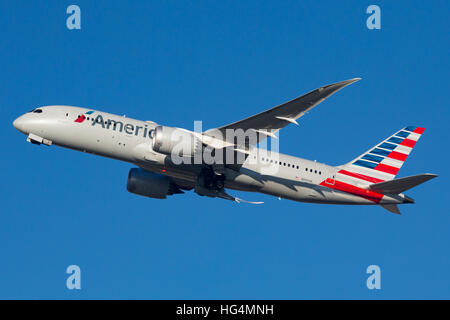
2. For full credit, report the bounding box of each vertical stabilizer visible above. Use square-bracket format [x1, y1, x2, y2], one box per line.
[338, 126, 426, 184]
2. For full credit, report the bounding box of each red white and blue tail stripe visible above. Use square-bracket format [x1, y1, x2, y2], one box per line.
[338, 126, 425, 184]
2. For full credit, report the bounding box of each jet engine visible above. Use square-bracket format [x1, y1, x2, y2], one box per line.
[126, 168, 183, 199]
[151, 125, 199, 157]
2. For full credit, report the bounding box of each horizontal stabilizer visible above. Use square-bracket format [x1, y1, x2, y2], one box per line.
[369, 173, 437, 194]
[381, 204, 401, 214]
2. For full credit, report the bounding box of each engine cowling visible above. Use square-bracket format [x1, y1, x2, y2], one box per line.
[152, 125, 199, 157]
[126, 168, 183, 199]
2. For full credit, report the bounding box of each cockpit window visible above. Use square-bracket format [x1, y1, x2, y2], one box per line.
[33, 109, 43, 113]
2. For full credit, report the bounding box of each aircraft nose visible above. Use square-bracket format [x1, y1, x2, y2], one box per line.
[13, 115, 27, 134]
[13, 117, 23, 130]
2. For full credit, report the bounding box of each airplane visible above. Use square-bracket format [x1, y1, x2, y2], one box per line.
[12, 78, 437, 214]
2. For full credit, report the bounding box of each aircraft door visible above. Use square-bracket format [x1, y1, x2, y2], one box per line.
[325, 168, 336, 185]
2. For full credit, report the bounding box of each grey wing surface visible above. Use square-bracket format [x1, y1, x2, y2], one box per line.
[205, 78, 361, 146]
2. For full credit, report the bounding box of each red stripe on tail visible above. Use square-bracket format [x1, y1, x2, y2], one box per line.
[374, 163, 399, 175]
[400, 139, 416, 148]
[387, 151, 408, 162]
[338, 170, 385, 183]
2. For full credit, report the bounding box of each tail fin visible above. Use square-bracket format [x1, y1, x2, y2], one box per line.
[338, 126, 426, 183]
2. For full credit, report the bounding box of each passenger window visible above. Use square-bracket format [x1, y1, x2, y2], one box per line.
[314, 170, 317, 174]
[305, 168, 308, 171]
[310, 169, 312, 172]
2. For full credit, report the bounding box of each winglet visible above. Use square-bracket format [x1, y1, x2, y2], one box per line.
[322, 78, 361, 91]
[315, 77, 362, 103]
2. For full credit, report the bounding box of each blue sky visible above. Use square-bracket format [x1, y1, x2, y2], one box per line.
[0, 0, 449, 299]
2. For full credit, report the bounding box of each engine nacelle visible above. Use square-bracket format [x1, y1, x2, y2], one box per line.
[126, 168, 182, 199]
[152, 125, 199, 157]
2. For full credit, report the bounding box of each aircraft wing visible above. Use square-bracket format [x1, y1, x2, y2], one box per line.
[204, 78, 361, 146]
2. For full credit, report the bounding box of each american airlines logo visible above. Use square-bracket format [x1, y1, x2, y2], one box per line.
[74, 110, 94, 123]
[89, 113, 154, 139]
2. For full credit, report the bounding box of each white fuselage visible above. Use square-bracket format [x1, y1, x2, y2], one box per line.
[13, 106, 405, 205]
